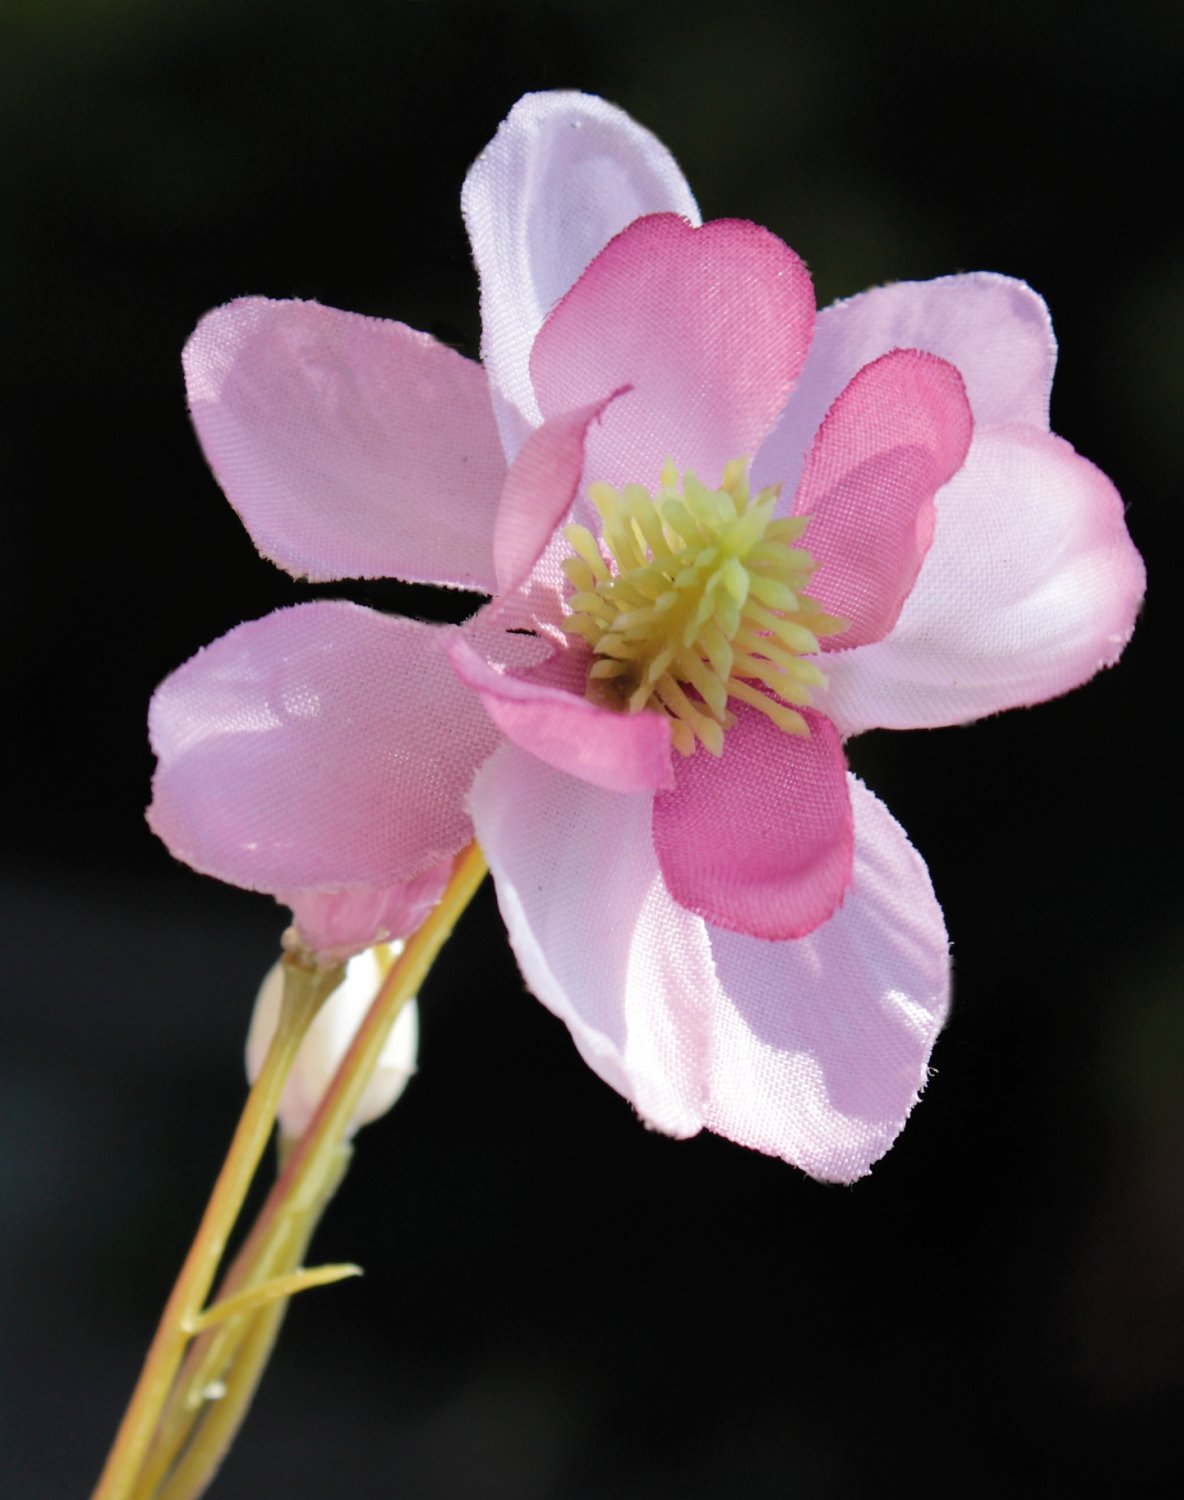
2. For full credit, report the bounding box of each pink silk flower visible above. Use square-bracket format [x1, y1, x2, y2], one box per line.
[148, 92, 1144, 1181]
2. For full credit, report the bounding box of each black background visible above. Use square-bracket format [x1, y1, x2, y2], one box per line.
[2, 2, 1180, 1496]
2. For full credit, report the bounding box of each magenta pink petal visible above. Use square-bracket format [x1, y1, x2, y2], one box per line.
[753, 272, 1055, 501]
[184, 298, 507, 589]
[493, 396, 619, 594]
[700, 775, 950, 1181]
[282, 859, 454, 960]
[652, 705, 853, 940]
[148, 601, 501, 894]
[530, 214, 815, 492]
[793, 349, 972, 649]
[449, 636, 674, 794]
[821, 427, 1147, 736]
[461, 90, 700, 459]
[471, 746, 948, 1181]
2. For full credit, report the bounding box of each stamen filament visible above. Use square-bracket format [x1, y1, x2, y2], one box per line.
[563, 459, 845, 755]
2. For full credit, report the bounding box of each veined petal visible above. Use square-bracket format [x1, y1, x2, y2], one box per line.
[701, 775, 949, 1182]
[184, 298, 506, 590]
[794, 350, 972, 649]
[471, 749, 948, 1182]
[822, 427, 1146, 736]
[148, 602, 500, 893]
[754, 272, 1056, 500]
[531, 214, 815, 492]
[462, 90, 700, 459]
[449, 636, 674, 794]
[652, 705, 853, 940]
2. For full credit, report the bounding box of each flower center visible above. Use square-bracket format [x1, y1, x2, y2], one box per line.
[561, 458, 845, 756]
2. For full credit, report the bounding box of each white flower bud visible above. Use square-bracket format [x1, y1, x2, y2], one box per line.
[246, 945, 418, 1139]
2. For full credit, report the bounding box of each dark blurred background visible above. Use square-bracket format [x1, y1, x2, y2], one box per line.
[2, 1, 1180, 1495]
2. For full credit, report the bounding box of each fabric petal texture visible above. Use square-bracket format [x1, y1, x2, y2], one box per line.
[282, 859, 454, 960]
[153, 90, 1144, 1177]
[794, 349, 973, 649]
[473, 749, 948, 1182]
[822, 427, 1146, 736]
[700, 776, 949, 1182]
[531, 214, 815, 492]
[462, 90, 700, 458]
[149, 601, 500, 894]
[753, 272, 1056, 501]
[652, 707, 853, 941]
[471, 743, 712, 1139]
[449, 636, 674, 794]
[493, 397, 618, 594]
[184, 298, 506, 590]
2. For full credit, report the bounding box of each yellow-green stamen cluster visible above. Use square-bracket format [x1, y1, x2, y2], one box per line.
[562, 458, 846, 756]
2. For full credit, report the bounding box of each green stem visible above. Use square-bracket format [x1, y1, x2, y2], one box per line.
[213, 842, 489, 1308]
[186, 1262, 362, 1334]
[129, 1142, 352, 1500]
[118, 841, 489, 1500]
[154, 1147, 352, 1500]
[91, 958, 340, 1500]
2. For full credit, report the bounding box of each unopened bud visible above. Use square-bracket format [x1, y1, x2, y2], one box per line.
[246, 945, 418, 1140]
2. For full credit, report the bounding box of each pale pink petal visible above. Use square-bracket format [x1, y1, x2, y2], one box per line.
[471, 749, 948, 1181]
[462, 90, 700, 458]
[794, 350, 972, 649]
[148, 601, 500, 893]
[470, 742, 711, 1138]
[822, 427, 1146, 736]
[652, 706, 852, 940]
[493, 396, 619, 594]
[282, 858, 454, 960]
[497, 523, 588, 640]
[449, 636, 674, 794]
[531, 214, 815, 492]
[184, 299, 506, 589]
[701, 776, 949, 1182]
[754, 273, 1055, 500]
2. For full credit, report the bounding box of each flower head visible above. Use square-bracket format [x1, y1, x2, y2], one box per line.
[149, 92, 1144, 1180]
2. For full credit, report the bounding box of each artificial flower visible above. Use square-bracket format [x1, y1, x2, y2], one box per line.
[149, 92, 1143, 1179]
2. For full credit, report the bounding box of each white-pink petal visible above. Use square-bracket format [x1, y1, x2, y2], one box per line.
[471, 748, 949, 1182]
[700, 776, 949, 1182]
[822, 427, 1146, 736]
[462, 90, 700, 459]
[493, 397, 618, 595]
[754, 272, 1056, 502]
[184, 298, 506, 590]
[470, 743, 711, 1138]
[794, 349, 972, 649]
[531, 214, 815, 493]
[449, 637, 674, 794]
[651, 706, 853, 941]
[148, 601, 500, 894]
